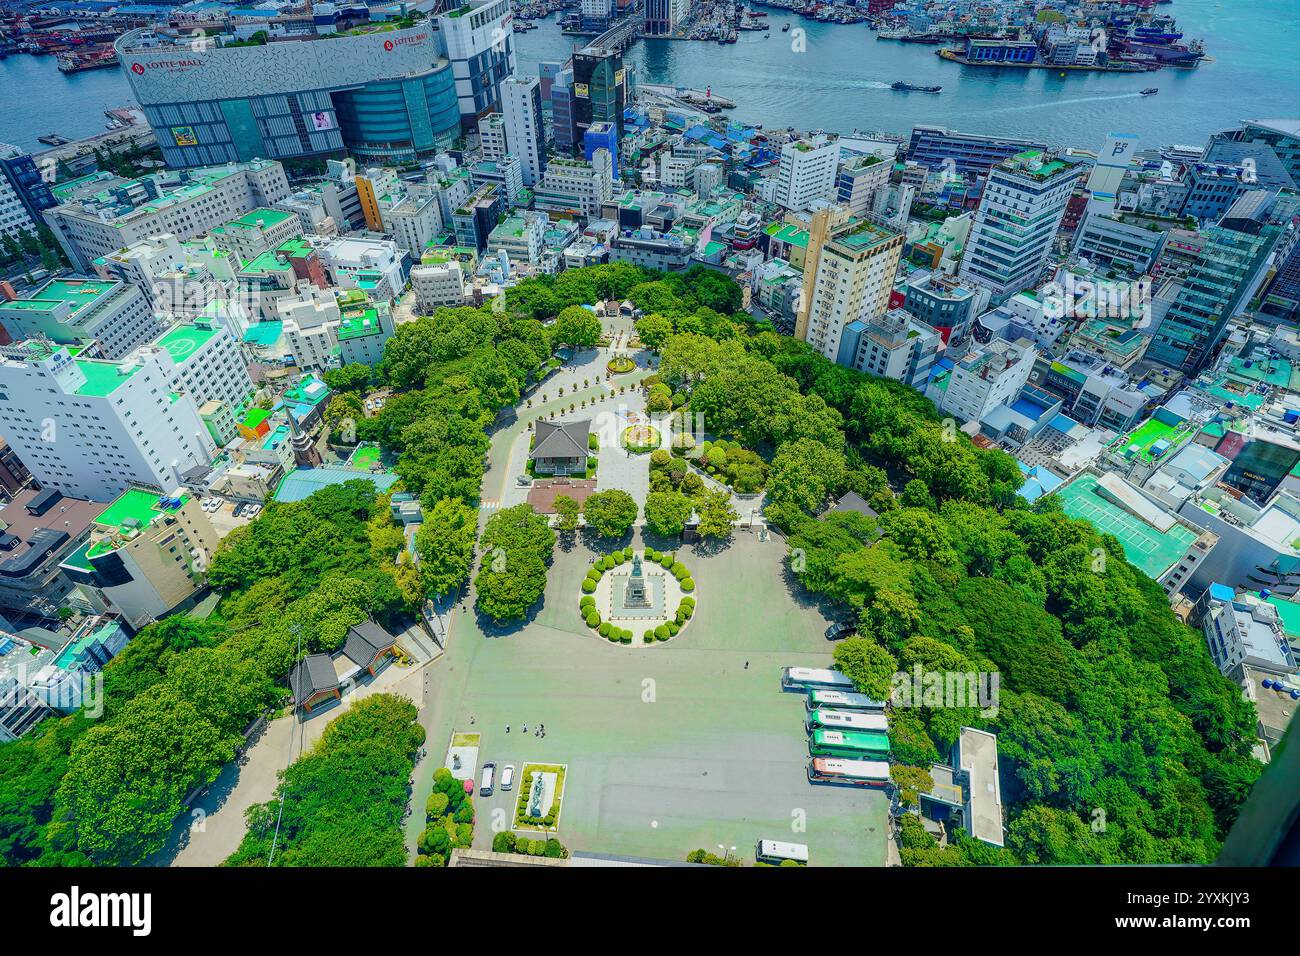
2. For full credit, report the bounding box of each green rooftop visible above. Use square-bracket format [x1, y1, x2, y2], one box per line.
[74, 360, 139, 397]
[4, 278, 116, 317]
[1109, 414, 1198, 463]
[764, 222, 810, 249]
[156, 323, 219, 363]
[1056, 473, 1196, 580]
[211, 206, 296, 234]
[91, 488, 188, 548]
[833, 219, 898, 252]
[338, 309, 383, 341]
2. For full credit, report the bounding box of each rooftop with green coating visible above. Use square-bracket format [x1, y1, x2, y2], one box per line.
[3, 278, 117, 317]
[156, 323, 219, 363]
[74, 360, 140, 397]
[93, 487, 187, 536]
[1055, 472, 1196, 580]
[211, 207, 296, 233]
[764, 222, 810, 248]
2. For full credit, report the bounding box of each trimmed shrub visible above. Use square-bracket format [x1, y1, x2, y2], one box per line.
[607, 631, 620, 642]
[585, 610, 601, 628]
[644, 629, 657, 642]
[680, 596, 695, 608]
[580, 595, 595, 609]
[681, 578, 695, 592]
[666, 621, 680, 636]
[658, 553, 673, 568]
[654, 625, 669, 641]
[599, 622, 611, 637]
[619, 632, 632, 644]
[670, 561, 686, 576]
[678, 602, 693, 619]
[492, 831, 517, 853]
[581, 578, 596, 594]
[645, 547, 659, 561]
[426, 792, 450, 817]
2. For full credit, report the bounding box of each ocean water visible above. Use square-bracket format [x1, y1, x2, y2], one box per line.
[1, 0, 1295, 153]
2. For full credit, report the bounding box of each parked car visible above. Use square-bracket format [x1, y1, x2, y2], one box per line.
[245, 503, 262, 517]
[479, 762, 496, 796]
[517, 475, 532, 486]
[825, 622, 856, 641]
[500, 764, 515, 791]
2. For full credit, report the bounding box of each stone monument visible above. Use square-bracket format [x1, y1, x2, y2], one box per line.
[624, 552, 652, 608]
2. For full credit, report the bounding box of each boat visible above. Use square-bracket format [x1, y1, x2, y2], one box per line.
[1141, 87, 1159, 95]
[891, 81, 942, 93]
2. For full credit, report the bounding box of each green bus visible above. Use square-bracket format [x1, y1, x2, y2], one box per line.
[808, 728, 890, 760]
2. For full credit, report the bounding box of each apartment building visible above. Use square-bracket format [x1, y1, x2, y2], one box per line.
[799, 217, 904, 361]
[774, 136, 841, 212]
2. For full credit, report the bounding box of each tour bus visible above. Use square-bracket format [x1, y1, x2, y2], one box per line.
[807, 757, 891, 788]
[755, 839, 809, 865]
[806, 689, 887, 712]
[805, 707, 889, 734]
[808, 728, 891, 760]
[781, 666, 855, 692]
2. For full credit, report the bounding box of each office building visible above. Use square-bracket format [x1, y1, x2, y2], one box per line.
[1197, 585, 1296, 678]
[908, 125, 1048, 177]
[0, 143, 56, 229]
[1148, 191, 1284, 374]
[933, 338, 1037, 423]
[837, 308, 941, 388]
[44, 161, 290, 271]
[572, 46, 627, 141]
[436, 0, 517, 126]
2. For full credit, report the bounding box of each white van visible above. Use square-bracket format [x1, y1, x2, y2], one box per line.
[479, 762, 496, 796]
[755, 840, 809, 865]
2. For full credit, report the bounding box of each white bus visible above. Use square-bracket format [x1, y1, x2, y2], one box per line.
[806, 689, 886, 712]
[781, 667, 855, 692]
[807, 757, 891, 788]
[805, 708, 889, 733]
[755, 840, 809, 865]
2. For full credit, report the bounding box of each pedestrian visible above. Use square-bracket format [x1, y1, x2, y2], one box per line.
[744, 661, 749, 670]
[522, 723, 528, 733]
[505, 724, 510, 733]
[469, 715, 475, 725]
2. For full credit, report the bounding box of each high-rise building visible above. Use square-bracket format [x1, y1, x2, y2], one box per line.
[550, 67, 580, 153]
[116, 22, 460, 168]
[581, 0, 615, 30]
[836, 154, 891, 217]
[573, 46, 627, 141]
[478, 113, 509, 162]
[501, 76, 547, 187]
[1148, 191, 1285, 374]
[436, 0, 517, 126]
[645, 0, 674, 35]
[959, 149, 1082, 301]
[0, 341, 216, 501]
[798, 217, 904, 361]
[774, 137, 841, 212]
[0, 143, 56, 228]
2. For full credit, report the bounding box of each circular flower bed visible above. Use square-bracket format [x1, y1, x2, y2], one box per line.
[606, 355, 636, 374]
[621, 424, 661, 454]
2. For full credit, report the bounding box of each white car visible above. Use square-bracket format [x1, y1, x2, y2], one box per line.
[500, 764, 515, 791]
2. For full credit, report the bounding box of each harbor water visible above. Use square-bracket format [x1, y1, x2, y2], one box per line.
[0, 0, 1296, 153]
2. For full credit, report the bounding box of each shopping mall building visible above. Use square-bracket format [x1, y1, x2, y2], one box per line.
[115, 19, 472, 168]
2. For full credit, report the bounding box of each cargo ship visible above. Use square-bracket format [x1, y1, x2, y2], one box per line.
[891, 81, 942, 93]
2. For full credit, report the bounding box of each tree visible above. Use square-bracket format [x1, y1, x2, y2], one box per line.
[634, 313, 674, 350]
[643, 490, 693, 538]
[768, 438, 846, 515]
[553, 494, 581, 533]
[695, 488, 738, 540]
[582, 490, 638, 538]
[415, 498, 478, 598]
[890, 765, 936, 808]
[474, 505, 555, 622]
[832, 636, 897, 701]
[552, 306, 603, 348]
[324, 363, 373, 393]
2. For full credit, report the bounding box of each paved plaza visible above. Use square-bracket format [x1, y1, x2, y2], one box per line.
[410, 533, 889, 867]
